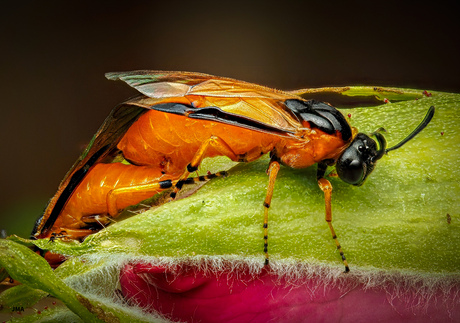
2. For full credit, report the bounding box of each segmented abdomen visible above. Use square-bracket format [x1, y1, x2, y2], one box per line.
[117, 110, 281, 173]
[51, 163, 175, 231]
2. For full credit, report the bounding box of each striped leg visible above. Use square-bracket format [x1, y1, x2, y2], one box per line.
[107, 171, 228, 216]
[169, 136, 238, 200]
[317, 178, 350, 273]
[263, 159, 281, 266]
[180, 171, 228, 186]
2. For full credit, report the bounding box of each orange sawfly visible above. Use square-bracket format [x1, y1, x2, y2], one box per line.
[32, 71, 435, 271]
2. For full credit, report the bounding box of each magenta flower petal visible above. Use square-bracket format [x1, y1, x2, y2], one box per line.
[120, 262, 459, 323]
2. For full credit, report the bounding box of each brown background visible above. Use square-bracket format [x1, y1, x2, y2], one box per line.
[1, 1, 459, 238]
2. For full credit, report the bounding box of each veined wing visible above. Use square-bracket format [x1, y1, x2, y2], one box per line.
[33, 102, 146, 236]
[107, 70, 304, 135]
[106, 70, 297, 99]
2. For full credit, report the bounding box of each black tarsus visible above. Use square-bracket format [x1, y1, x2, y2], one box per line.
[159, 180, 173, 189]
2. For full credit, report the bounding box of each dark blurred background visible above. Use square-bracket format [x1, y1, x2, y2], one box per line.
[1, 1, 459, 238]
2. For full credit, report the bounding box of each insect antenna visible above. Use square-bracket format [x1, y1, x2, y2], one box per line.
[385, 106, 435, 153]
[371, 132, 387, 162]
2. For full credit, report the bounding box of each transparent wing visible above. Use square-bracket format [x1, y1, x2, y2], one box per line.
[107, 70, 304, 134]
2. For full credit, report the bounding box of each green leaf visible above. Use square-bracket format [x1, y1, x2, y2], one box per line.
[341, 86, 424, 101]
[0, 284, 47, 313]
[288, 85, 426, 102]
[0, 239, 104, 322]
[2, 87, 459, 321]
[7, 306, 81, 323]
[31, 88, 460, 273]
[0, 239, 163, 322]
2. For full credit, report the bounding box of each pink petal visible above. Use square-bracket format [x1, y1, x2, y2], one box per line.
[120, 262, 459, 323]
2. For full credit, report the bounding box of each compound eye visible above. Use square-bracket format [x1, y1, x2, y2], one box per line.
[339, 159, 365, 185]
[336, 147, 366, 185]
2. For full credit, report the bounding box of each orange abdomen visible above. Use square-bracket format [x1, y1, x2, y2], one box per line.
[51, 163, 173, 233]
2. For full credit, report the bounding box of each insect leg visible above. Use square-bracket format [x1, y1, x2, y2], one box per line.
[107, 171, 228, 216]
[79, 214, 115, 233]
[263, 157, 281, 266]
[50, 228, 96, 241]
[317, 163, 350, 272]
[170, 136, 237, 200]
